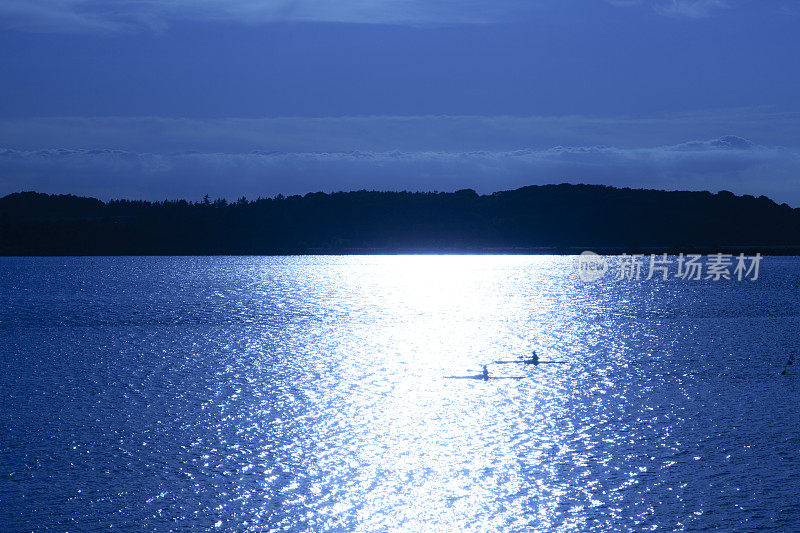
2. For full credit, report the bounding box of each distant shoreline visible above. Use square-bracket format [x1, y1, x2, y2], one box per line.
[4, 248, 800, 257]
[3, 184, 800, 256]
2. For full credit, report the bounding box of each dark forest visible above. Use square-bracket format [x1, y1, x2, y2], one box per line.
[2, 184, 799, 255]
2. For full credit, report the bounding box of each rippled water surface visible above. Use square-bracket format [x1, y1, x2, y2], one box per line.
[1, 256, 799, 531]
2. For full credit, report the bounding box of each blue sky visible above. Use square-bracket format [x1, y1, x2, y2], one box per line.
[1, 0, 800, 203]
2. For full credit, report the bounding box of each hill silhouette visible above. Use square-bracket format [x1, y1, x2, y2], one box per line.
[1, 184, 799, 255]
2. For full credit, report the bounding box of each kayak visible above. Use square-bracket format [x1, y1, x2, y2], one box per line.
[443, 374, 526, 380]
[493, 360, 568, 364]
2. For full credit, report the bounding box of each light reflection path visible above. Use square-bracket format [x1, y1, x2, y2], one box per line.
[202, 256, 684, 532]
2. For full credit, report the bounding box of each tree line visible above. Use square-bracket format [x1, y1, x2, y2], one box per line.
[1, 184, 799, 255]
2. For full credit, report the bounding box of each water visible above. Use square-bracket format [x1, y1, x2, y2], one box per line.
[1, 256, 799, 532]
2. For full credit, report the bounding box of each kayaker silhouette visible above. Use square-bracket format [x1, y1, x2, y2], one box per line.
[524, 351, 540, 365]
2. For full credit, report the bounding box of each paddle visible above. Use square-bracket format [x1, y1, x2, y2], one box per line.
[443, 375, 526, 380]
[493, 360, 569, 364]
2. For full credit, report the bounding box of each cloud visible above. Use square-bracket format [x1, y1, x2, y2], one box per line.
[605, 0, 731, 17]
[0, 0, 537, 33]
[0, 0, 179, 33]
[2, 111, 799, 154]
[655, 0, 729, 17]
[3, 112, 799, 203]
[0, 0, 741, 33]
[2, 137, 799, 205]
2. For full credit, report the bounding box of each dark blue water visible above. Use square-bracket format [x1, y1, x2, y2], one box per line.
[1, 256, 799, 531]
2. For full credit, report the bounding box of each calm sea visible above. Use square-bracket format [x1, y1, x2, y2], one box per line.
[1, 256, 799, 532]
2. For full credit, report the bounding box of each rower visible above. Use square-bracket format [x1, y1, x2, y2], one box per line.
[524, 351, 540, 365]
[482, 365, 489, 381]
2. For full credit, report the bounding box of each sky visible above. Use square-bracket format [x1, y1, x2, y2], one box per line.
[1, 0, 800, 204]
